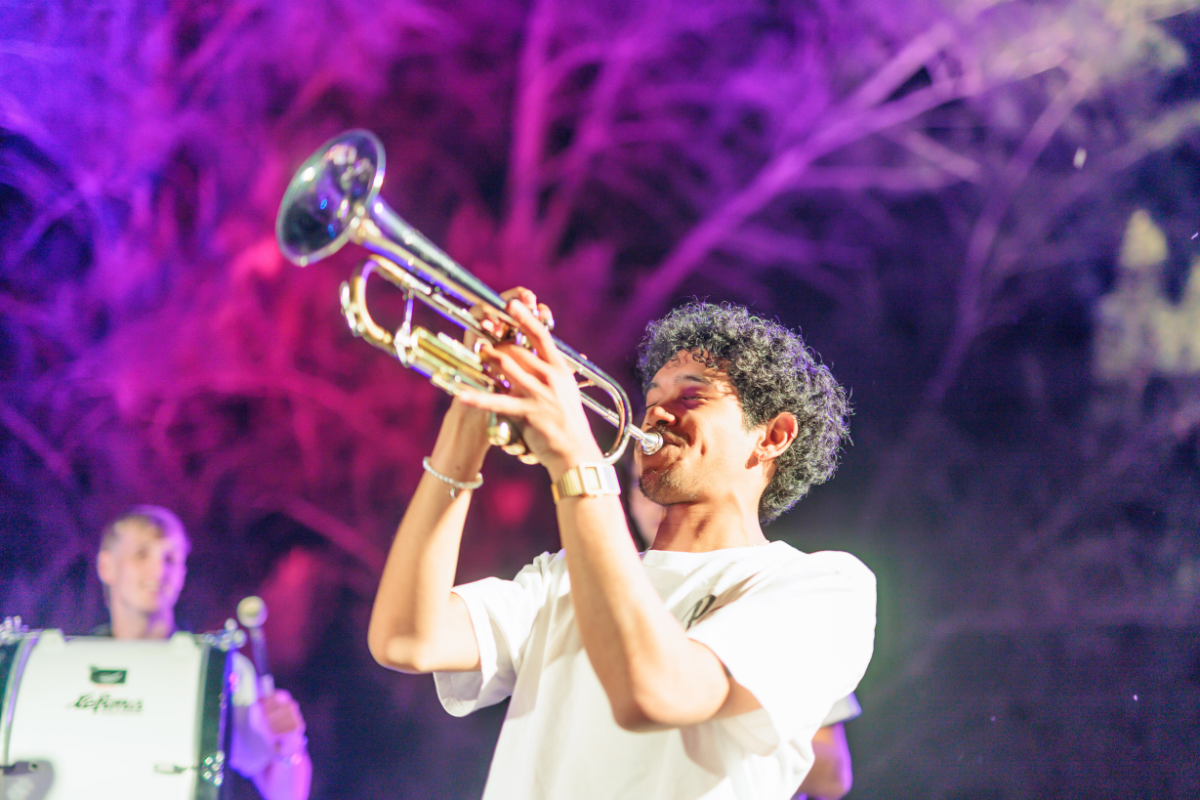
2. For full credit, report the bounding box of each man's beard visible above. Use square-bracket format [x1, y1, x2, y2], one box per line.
[638, 424, 699, 504]
[639, 462, 698, 505]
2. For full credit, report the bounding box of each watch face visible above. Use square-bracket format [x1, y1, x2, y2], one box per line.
[554, 464, 621, 503]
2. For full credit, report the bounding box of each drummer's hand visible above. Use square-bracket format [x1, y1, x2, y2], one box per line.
[456, 298, 601, 480]
[254, 689, 307, 755]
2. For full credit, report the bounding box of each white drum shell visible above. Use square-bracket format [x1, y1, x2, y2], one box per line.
[0, 631, 224, 800]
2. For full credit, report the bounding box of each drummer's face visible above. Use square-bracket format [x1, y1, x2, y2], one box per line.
[103, 521, 189, 616]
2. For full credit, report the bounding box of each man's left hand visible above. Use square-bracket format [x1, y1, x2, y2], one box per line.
[457, 298, 603, 478]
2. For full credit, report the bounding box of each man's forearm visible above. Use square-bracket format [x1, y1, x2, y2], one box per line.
[554, 490, 730, 729]
[796, 723, 852, 800]
[367, 402, 488, 673]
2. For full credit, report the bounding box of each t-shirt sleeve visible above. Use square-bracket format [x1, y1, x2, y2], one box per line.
[433, 553, 555, 717]
[687, 551, 876, 755]
[820, 692, 862, 726]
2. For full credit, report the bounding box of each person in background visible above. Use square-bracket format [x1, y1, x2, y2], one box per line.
[629, 475, 859, 800]
[793, 693, 860, 799]
[96, 505, 312, 800]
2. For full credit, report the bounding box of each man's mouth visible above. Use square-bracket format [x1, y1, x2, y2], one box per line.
[644, 425, 686, 449]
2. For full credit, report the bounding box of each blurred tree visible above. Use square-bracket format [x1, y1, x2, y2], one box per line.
[3, 0, 1200, 797]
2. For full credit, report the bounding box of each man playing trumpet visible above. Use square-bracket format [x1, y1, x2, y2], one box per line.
[369, 292, 875, 799]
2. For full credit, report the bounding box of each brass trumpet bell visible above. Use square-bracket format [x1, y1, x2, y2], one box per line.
[276, 130, 663, 466]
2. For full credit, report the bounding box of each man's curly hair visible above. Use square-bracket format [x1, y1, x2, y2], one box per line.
[636, 302, 850, 523]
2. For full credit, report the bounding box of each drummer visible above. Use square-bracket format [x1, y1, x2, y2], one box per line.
[96, 505, 312, 800]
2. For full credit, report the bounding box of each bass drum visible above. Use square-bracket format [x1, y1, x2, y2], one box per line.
[0, 630, 229, 800]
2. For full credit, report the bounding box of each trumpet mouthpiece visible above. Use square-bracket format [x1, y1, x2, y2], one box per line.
[639, 430, 664, 456]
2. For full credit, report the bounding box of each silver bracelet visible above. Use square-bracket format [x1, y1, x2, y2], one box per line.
[422, 456, 483, 499]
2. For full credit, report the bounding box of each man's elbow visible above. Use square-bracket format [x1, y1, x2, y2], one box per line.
[611, 696, 665, 732]
[609, 680, 721, 732]
[367, 630, 430, 674]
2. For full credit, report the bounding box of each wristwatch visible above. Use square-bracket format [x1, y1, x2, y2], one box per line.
[551, 463, 621, 503]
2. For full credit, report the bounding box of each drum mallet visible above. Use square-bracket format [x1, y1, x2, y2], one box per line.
[236, 596, 275, 696]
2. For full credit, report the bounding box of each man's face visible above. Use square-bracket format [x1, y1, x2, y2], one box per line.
[636, 350, 761, 506]
[98, 521, 189, 618]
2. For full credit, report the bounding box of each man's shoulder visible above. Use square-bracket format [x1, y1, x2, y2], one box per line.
[799, 549, 875, 583]
[713, 543, 875, 602]
[509, 548, 568, 581]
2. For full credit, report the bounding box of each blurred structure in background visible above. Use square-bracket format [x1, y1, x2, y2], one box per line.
[1095, 209, 1200, 383]
[3, 1, 1200, 798]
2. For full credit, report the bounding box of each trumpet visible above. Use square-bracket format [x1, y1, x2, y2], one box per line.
[276, 130, 662, 465]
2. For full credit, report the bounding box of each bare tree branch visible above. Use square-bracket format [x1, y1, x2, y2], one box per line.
[274, 496, 386, 574]
[502, 0, 558, 271]
[859, 66, 1097, 525]
[0, 399, 75, 486]
[1018, 400, 1200, 564]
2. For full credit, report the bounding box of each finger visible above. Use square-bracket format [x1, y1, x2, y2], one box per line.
[267, 715, 300, 736]
[479, 342, 551, 393]
[467, 306, 505, 345]
[537, 302, 555, 332]
[268, 705, 301, 725]
[497, 287, 538, 331]
[507, 300, 563, 368]
[263, 698, 299, 721]
[468, 288, 535, 344]
[499, 286, 538, 311]
[485, 340, 553, 383]
[265, 705, 297, 725]
[456, 387, 537, 419]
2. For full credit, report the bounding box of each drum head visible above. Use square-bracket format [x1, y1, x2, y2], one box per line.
[0, 632, 229, 800]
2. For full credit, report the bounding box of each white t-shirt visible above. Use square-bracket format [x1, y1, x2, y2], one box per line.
[819, 693, 862, 727]
[434, 541, 876, 800]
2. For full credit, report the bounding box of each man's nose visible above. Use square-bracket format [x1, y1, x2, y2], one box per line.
[645, 405, 677, 428]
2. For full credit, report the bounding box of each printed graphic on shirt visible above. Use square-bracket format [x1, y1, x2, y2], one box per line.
[683, 594, 717, 629]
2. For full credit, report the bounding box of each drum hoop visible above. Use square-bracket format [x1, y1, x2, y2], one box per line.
[193, 643, 231, 798]
[0, 632, 39, 770]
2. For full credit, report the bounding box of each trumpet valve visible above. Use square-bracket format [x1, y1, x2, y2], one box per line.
[487, 416, 515, 447]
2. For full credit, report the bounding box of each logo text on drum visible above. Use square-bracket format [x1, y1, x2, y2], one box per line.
[67, 692, 143, 713]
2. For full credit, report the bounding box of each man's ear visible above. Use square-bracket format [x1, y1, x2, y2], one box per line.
[756, 412, 798, 462]
[97, 549, 115, 588]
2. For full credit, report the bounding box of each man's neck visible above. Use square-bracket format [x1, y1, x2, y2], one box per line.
[109, 606, 176, 640]
[649, 498, 768, 553]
